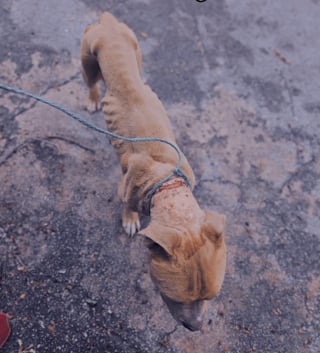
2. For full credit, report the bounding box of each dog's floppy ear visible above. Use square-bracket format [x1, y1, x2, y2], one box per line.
[202, 210, 226, 243]
[139, 222, 181, 257]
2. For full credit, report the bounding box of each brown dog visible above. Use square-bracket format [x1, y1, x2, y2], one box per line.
[81, 12, 226, 331]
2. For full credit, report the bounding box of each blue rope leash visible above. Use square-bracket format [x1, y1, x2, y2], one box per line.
[0, 82, 191, 200]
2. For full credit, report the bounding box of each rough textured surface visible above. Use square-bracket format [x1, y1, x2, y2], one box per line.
[0, 0, 319, 352]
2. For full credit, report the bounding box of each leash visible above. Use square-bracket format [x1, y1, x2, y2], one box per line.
[0, 82, 191, 201]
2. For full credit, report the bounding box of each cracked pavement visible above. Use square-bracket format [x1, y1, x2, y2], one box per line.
[0, 0, 319, 352]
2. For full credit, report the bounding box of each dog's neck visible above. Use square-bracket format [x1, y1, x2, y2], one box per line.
[150, 178, 203, 229]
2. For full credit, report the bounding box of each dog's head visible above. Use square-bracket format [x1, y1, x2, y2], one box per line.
[140, 209, 226, 331]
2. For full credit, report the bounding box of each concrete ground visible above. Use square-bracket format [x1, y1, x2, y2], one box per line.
[0, 0, 319, 352]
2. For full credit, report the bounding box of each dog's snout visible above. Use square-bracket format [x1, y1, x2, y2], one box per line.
[182, 319, 203, 332]
[161, 294, 207, 331]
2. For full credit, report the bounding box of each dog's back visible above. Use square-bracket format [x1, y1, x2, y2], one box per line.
[81, 12, 187, 164]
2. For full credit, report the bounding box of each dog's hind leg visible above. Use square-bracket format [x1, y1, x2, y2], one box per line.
[86, 82, 101, 113]
[81, 49, 102, 112]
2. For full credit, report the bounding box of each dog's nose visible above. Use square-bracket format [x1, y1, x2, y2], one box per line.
[182, 318, 203, 332]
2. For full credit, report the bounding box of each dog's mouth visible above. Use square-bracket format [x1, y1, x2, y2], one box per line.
[161, 294, 207, 332]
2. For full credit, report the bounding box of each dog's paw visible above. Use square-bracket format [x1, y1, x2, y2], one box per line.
[85, 99, 101, 113]
[122, 211, 141, 237]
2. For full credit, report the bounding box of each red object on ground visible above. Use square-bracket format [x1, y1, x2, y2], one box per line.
[0, 312, 11, 349]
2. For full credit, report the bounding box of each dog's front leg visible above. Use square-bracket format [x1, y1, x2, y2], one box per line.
[118, 170, 141, 237]
[122, 204, 141, 237]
